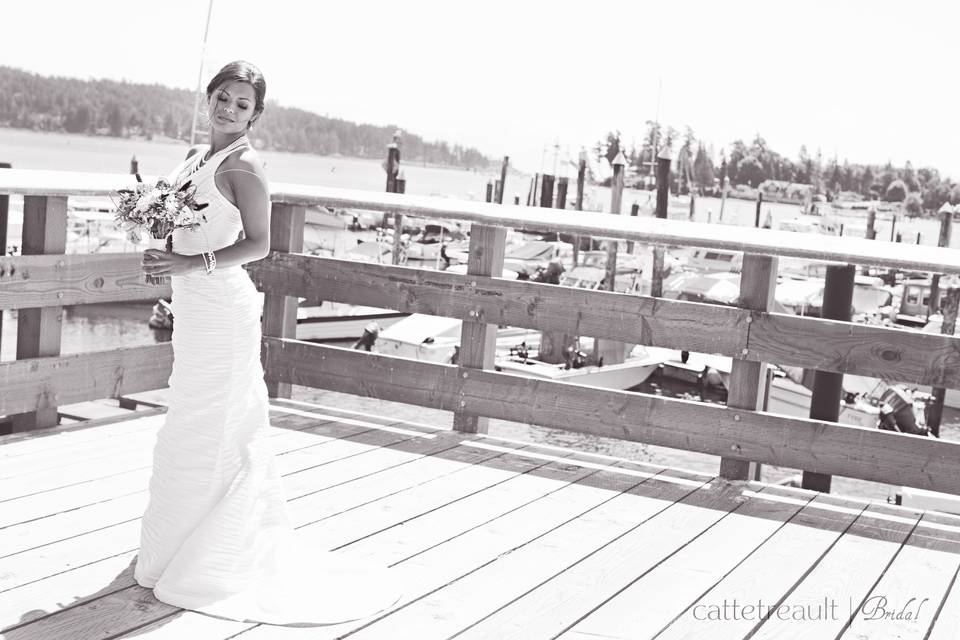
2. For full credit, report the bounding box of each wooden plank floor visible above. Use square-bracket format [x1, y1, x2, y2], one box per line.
[1, 398, 959, 640]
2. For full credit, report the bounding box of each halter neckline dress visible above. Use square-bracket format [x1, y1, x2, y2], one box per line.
[134, 136, 401, 625]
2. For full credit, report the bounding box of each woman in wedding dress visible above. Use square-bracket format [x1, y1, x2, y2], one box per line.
[133, 60, 400, 625]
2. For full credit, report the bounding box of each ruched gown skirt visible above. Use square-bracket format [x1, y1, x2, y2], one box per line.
[134, 267, 400, 625]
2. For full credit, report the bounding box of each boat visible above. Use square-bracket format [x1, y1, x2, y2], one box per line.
[375, 312, 664, 390]
[403, 219, 467, 264]
[895, 277, 948, 327]
[502, 239, 574, 275]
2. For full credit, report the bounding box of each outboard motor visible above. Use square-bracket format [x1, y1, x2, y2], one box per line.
[878, 386, 927, 436]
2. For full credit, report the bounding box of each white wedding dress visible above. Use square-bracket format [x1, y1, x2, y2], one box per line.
[134, 136, 401, 625]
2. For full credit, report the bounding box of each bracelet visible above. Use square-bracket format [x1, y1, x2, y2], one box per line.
[205, 251, 217, 275]
[200, 252, 210, 273]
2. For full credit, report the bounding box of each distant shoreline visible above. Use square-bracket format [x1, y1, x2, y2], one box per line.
[0, 126, 499, 174]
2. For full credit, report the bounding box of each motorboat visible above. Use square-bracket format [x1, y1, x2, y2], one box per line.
[375, 313, 664, 390]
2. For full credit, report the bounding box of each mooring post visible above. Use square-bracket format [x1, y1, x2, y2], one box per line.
[865, 205, 877, 240]
[802, 263, 856, 492]
[650, 150, 671, 298]
[540, 174, 555, 209]
[927, 286, 959, 438]
[626, 203, 639, 253]
[754, 191, 763, 227]
[928, 206, 954, 318]
[556, 177, 569, 210]
[573, 151, 587, 266]
[485, 179, 494, 203]
[497, 156, 509, 204]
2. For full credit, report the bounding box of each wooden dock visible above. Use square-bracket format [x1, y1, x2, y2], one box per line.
[1, 396, 959, 639]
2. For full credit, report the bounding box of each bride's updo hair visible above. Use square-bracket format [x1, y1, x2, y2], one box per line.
[206, 61, 267, 127]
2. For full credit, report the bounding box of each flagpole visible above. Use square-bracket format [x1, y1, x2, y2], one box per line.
[190, 0, 215, 146]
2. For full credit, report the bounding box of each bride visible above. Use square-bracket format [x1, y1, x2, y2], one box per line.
[134, 60, 400, 625]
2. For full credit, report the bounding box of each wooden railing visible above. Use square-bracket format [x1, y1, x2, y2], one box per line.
[2, 169, 960, 497]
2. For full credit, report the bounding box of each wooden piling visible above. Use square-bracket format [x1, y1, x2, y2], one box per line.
[927, 287, 959, 437]
[129, 156, 139, 175]
[573, 155, 587, 266]
[540, 174, 555, 209]
[385, 140, 400, 193]
[650, 154, 671, 298]
[497, 156, 509, 204]
[10, 196, 68, 431]
[754, 191, 763, 227]
[689, 191, 696, 220]
[556, 177, 569, 210]
[485, 180, 494, 203]
[494, 180, 502, 204]
[626, 203, 640, 253]
[454, 224, 507, 434]
[594, 152, 626, 366]
[866, 206, 877, 240]
[802, 263, 856, 493]
[929, 209, 953, 317]
[890, 214, 897, 242]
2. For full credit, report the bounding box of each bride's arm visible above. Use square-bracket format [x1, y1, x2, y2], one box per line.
[201, 150, 271, 269]
[142, 150, 271, 276]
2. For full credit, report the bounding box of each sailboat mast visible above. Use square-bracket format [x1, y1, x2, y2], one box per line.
[189, 0, 215, 146]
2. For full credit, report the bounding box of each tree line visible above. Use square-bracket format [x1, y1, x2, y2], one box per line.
[0, 66, 491, 169]
[597, 123, 960, 217]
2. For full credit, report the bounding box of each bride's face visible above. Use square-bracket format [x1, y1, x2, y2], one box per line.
[208, 81, 259, 133]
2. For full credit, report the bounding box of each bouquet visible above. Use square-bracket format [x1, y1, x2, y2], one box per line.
[114, 175, 208, 284]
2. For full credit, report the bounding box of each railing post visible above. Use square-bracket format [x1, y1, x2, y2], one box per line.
[10, 195, 68, 432]
[261, 202, 305, 399]
[453, 223, 507, 434]
[719, 253, 778, 481]
[802, 263, 856, 492]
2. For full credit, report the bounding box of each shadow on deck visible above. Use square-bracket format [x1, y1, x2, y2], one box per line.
[1, 395, 959, 640]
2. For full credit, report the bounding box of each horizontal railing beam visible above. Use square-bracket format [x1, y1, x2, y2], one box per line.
[0, 253, 170, 309]
[263, 337, 960, 496]
[0, 344, 173, 416]
[1, 169, 957, 274]
[250, 254, 960, 390]
[248, 253, 749, 357]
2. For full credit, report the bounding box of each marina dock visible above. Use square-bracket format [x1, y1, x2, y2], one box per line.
[1, 169, 960, 637]
[2, 396, 959, 639]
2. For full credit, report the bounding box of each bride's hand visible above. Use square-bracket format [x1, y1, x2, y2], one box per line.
[141, 249, 201, 277]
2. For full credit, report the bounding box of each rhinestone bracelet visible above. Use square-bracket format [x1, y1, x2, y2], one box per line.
[205, 251, 217, 275]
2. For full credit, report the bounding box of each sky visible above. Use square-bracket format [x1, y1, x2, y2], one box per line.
[3, 0, 959, 178]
